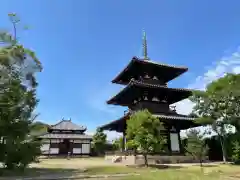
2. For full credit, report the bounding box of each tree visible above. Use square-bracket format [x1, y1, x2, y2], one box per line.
[112, 137, 123, 151]
[29, 121, 49, 137]
[232, 140, 240, 164]
[0, 13, 42, 170]
[126, 110, 166, 166]
[190, 73, 240, 163]
[92, 128, 107, 155]
[185, 129, 208, 167]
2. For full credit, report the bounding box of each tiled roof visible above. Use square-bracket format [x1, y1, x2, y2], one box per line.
[107, 80, 192, 105]
[130, 80, 192, 92]
[112, 57, 188, 85]
[99, 112, 195, 130]
[39, 133, 92, 139]
[153, 114, 195, 121]
[50, 120, 86, 131]
[136, 57, 188, 69]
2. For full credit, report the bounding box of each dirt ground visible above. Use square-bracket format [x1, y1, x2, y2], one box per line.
[30, 157, 119, 169]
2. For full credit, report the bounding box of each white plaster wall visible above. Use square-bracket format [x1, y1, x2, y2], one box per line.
[170, 133, 180, 152]
[41, 144, 50, 154]
[73, 148, 81, 154]
[50, 148, 59, 154]
[82, 144, 90, 154]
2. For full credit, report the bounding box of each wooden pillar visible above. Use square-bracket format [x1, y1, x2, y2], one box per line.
[124, 135, 127, 151]
[177, 129, 183, 154]
[48, 139, 51, 157]
[72, 139, 75, 155]
[122, 132, 125, 152]
[121, 119, 127, 153]
[167, 130, 171, 155]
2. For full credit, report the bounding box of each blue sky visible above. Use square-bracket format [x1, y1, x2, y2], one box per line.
[1, 0, 240, 137]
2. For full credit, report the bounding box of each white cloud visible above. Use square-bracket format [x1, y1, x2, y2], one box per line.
[175, 48, 240, 115]
[233, 66, 240, 74]
[176, 48, 240, 137]
[105, 131, 122, 142]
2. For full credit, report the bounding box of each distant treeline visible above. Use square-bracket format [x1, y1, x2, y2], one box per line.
[182, 133, 240, 161]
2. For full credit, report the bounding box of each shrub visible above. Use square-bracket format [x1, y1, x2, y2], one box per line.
[232, 140, 240, 164]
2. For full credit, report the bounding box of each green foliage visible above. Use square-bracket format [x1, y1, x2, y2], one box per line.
[190, 73, 240, 162]
[30, 121, 49, 136]
[126, 110, 166, 166]
[112, 137, 123, 151]
[3, 140, 41, 170]
[191, 73, 240, 131]
[0, 13, 42, 170]
[232, 140, 240, 164]
[185, 129, 208, 167]
[92, 128, 107, 155]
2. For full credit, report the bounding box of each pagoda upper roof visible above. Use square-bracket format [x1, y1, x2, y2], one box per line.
[107, 80, 192, 106]
[49, 119, 87, 131]
[112, 57, 188, 85]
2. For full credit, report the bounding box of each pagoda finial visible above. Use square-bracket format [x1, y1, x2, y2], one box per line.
[142, 29, 149, 60]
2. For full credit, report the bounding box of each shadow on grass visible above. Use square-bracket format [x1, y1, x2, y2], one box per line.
[148, 164, 183, 169]
[0, 167, 84, 178]
[231, 162, 240, 166]
[193, 164, 218, 167]
[84, 166, 136, 175]
[127, 164, 184, 170]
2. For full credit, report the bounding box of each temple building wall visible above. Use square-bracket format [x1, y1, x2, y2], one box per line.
[41, 144, 50, 155]
[130, 101, 170, 114]
[40, 139, 91, 155]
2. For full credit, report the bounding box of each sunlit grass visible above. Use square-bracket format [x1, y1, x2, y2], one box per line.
[1, 158, 240, 180]
[84, 164, 240, 180]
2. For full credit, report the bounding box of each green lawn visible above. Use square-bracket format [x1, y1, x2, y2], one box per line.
[1, 159, 240, 180]
[84, 164, 240, 180]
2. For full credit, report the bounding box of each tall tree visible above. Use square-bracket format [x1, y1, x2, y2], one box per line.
[185, 129, 208, 167]
[190, 73, 240, 163]
[0, 13, 42, 170]
[92, 128, 107, 155]
[126, 110, 166, 166]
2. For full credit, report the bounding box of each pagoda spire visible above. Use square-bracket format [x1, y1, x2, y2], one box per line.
[142, 29, 149, 60]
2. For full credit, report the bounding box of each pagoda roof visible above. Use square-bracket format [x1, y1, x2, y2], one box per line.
[39, 133, 92, 140]
[107, 80, 192, 106]
[49, 119, 87, 131]
[99, 112, 197, 132]
[112, 57, 188, 85]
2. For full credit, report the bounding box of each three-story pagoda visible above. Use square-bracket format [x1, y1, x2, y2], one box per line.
[100, 31, 198, 154]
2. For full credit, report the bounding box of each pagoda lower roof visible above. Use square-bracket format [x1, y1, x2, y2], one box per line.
[38, 133, 92, 140]
[112, 57, 188, 85]
[107, 80, 192, 106]
[99, 112, 197, 132]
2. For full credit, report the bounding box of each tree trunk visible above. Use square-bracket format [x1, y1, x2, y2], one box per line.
[199, 158, 203, 167]
[219, 136, 227, 163]
[143, 153, 148, 167]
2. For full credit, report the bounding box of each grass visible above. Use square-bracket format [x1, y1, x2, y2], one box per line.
[0, 158, 240, 180]
[84, 164, 240, 180]
[84, 166, 138, 175]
